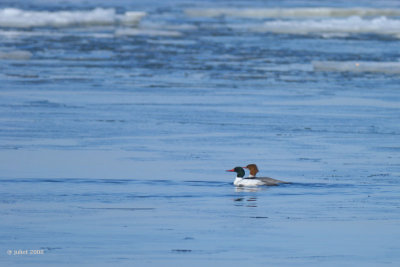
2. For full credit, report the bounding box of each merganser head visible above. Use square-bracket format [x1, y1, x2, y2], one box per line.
[226, 167, 245, 178]
[244, 164, 259, 176]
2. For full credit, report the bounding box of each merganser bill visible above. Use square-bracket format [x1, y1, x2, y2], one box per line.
[243, 164, 289, 185]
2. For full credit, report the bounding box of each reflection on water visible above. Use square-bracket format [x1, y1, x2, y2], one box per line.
[233, 196, 258, 207]
[234, 186, 265, 193]
[233, 186, 270, 207]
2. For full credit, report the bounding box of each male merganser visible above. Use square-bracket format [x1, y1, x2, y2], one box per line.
[243, 164, 289, 185]
[226, 167, 273, 187]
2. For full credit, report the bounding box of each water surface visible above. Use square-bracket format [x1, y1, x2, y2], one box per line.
[0, 0, 399, 266]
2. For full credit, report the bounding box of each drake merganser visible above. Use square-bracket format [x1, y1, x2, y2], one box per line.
[227, 167, 288, 186]
[226, 167, 265, 186]
[243, 164, 289, 185]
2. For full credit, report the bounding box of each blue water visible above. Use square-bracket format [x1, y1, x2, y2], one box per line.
[1, 0, 400, 266]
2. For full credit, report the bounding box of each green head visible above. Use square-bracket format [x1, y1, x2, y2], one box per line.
[226, 167, 245, 178]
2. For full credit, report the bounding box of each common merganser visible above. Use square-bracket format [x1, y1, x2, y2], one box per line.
[243, 164, 289, 185]
[226, 167, 274, 187]
[244, 164, 259, 178]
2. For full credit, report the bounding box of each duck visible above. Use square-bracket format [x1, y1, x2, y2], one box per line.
[226, 167, 265, 186]
[243, 164, 289, 185]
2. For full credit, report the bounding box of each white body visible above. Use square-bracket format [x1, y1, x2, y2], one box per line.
[233, 177, 264, 187]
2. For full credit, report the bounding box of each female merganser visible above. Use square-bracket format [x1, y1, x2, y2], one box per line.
[243, 164, 289, 185]
[226, 167, 273, 187]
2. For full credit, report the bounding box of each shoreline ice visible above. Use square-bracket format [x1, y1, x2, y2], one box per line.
[0, 8, 146, 28]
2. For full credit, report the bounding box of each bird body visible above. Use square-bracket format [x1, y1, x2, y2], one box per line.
[227, 164, 289, 186]
[233, 177, 265, 186]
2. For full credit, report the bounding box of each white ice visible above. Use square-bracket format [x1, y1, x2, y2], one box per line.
[0, 8, 146, 28]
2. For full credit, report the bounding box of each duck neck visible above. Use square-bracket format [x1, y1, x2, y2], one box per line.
[234, 177, 243, 185]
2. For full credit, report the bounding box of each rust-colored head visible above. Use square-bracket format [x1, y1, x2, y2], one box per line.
[245, 164, 259, 176]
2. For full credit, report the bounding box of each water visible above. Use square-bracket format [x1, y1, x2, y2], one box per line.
[1, 0, 400, 266]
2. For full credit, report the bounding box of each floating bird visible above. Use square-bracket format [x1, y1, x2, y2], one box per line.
[226, 164, 289, 186]
[244, 164, 289, 185]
